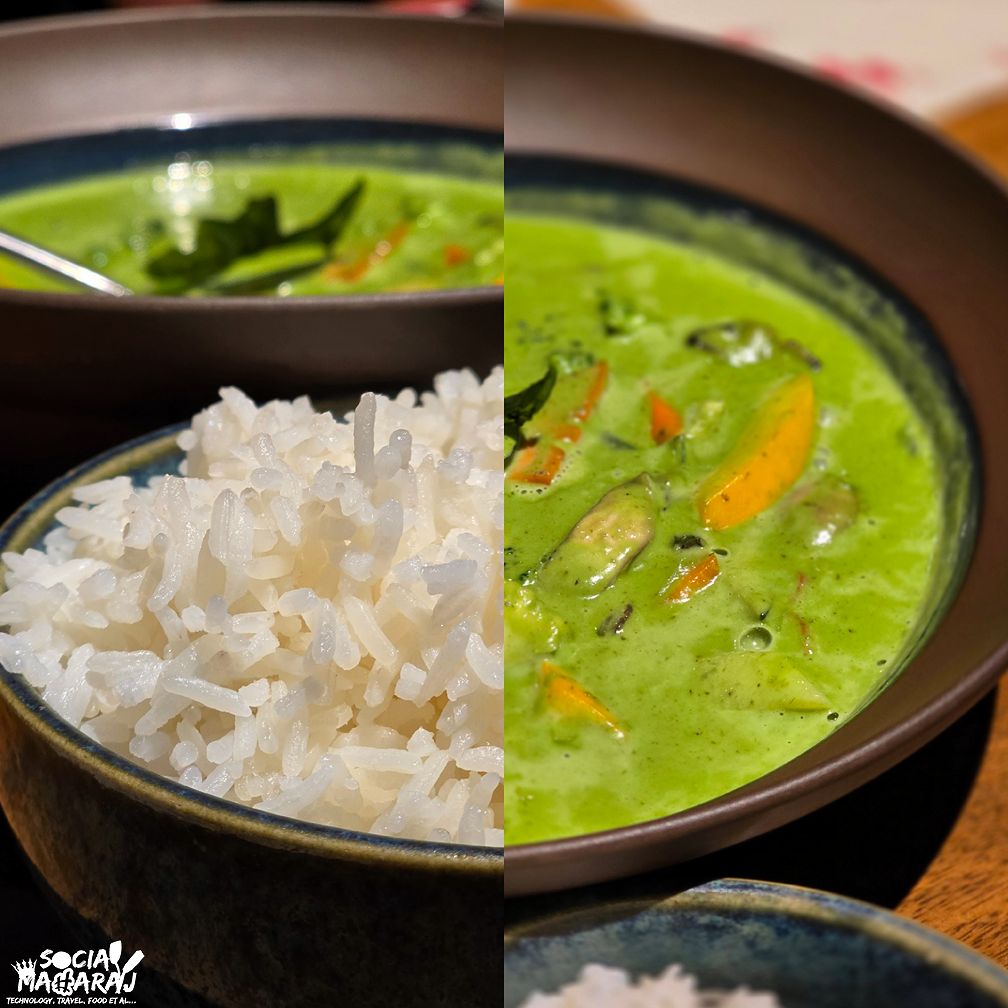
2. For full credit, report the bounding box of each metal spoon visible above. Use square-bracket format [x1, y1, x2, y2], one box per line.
[0, 227, 133, 296]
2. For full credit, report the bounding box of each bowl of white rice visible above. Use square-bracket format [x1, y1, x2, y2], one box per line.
[0, 369, 503, 1008]
[505, 880, 1008, 1008]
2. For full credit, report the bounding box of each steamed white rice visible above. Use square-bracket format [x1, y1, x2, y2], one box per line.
[519, 965, 782, 1008]
[0, 368, 503, 846]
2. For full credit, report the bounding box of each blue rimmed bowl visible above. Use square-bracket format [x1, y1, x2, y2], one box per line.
[0, 426, 503, 1008]
[505, 880, 1008, 1008]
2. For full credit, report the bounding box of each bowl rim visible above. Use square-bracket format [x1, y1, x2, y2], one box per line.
[0, 284, 502, 314]
[0, 0, 456, 39]
[502, 12, 1008, 891]
[504, 878, 1008, 998]
[503, 8, 1008, 204]
[0, 422, 502, 876]
[0, 3, 503, 313]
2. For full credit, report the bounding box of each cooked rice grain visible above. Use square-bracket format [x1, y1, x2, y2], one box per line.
[0, 369, 503, 846]
[519, 965, 782, 1008]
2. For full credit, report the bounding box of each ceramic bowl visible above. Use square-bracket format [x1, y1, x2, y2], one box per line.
[505, 879, 1008, 1008]
[504, 15, 1008, 896]
[0, 7, 502, 517]
[0, 427, 503, 1008]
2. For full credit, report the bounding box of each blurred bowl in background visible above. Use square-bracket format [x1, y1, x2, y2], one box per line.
[0, 6, 502, 516]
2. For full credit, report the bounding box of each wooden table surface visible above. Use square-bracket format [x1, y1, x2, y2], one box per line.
[896, 100, 1008, 965]
[508, 0, 1008, 967]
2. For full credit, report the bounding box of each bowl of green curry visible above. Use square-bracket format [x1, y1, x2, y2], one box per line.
[503, 17, 1008, 895]
[0, 6, 502, 503]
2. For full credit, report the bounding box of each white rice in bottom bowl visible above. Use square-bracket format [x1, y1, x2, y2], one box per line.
[519, 964, 782, 1008]
[0, 368, 503, 847]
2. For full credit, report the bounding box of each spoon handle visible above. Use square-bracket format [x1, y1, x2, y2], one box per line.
[0, 228, 133, 297]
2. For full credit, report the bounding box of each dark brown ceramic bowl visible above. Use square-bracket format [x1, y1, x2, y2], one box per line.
[0, 5, 502, 504]
[0, 427, 502, 1008]
[504, 16, 1008, 896]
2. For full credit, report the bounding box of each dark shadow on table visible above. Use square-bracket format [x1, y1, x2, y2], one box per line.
[1, 813, 214, 1007]
[507, 689, 997, 929]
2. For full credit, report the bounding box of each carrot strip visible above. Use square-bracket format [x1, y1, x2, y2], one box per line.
[552, 421, 583, 443]
[648, 390, 683, 444]
[695, 373, 815, 530]
[664, 553, 721, 603]
[443, 243, 469, 266]
[507, 365, 605, 488]
[508, 442, 565, 485]
[527, 361, 610, 444]
[326, 220, 410, 283]
[539, 660, 623, 736]
[572, 361, 609, 422]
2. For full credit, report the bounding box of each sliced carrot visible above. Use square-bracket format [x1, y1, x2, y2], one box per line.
[507, 365, 606, 488]
[443, 243, 469, 267]
[648, 390, 683, 444]
[527, 361, 610, 444]
[508, 442, 566, 485]
[572, 361, 609, 422]
[664, 552, 721, 603]
[539, 660, 623, 736]
[695, 373, 816, 530]
[552, 421, 583, 443]
[326, 220, 411, 283]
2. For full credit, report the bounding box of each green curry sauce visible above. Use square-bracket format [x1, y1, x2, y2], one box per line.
[504, 214, 942, 846]
[0, 161, 503, 296]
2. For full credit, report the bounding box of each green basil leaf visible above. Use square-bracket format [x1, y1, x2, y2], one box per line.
[146, 179, 366, 293]
[504, 364, 557, 448]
